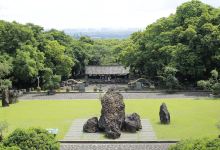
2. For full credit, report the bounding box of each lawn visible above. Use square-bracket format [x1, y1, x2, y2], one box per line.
[0, 99, 220, 140]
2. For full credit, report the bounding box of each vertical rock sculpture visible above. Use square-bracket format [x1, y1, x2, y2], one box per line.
[9, 90, 19, 104]
[83, 88, 142, 139]
[159, 103, 170, 124]
[2, 90, 9, 107]
[98, 88, 125, 139]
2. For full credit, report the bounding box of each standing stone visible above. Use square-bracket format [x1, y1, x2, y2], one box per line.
[83, 88, 142, 139]
[2, 90, 9, 107]
[98, 88, 125, 139]
[83, 117, 99, 133]
[78, 83, 85, 92]
[135, 82, 142, 90]
[9, 90, 18, 104]
[159, 103, 170, 124]
[123, 113, 142, 133]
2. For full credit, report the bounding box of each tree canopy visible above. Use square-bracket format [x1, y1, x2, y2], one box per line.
[0, 21, 124, 89]
[119, 0, 220, 87]
[0, 0, 220, 90]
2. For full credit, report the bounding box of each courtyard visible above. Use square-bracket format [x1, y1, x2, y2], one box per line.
[1, 0, 220, 149]
[1, 98, 220, 141]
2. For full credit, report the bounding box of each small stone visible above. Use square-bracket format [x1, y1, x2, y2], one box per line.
[159, 103, 170, 124]
[123, 113, 142, 133]
[83, 117, 99, 133]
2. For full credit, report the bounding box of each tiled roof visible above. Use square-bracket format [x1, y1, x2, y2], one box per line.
[85, 65, 129, 75]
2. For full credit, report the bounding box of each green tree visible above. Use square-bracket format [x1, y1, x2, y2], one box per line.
[41, 67, 61, 92]
[0, 21, 36, 54]
[43, 40, 74, 78]
[163, 66, 179, 90]
[0, 53, 12, 91]
[13, 45, 44, 87]
[119, 0, 220, 86]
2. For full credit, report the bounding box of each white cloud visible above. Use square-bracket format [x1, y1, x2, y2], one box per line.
[0, 0, 219, 29]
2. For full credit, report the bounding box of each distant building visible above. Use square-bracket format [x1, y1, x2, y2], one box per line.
[85, 65, 129, 83]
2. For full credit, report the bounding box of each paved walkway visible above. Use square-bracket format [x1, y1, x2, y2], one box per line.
[19, 92, 209, 100]
[63, 119, 156, 141]
[60, 143, 175, 150]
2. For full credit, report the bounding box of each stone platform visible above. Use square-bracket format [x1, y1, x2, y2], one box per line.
[63, 119, 157, 141]
[60, 119, 177, 150]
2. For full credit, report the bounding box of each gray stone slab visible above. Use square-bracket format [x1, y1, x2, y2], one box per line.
[63, 119, 157, 141]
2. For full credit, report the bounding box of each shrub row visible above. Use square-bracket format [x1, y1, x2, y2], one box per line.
[169, 138, 220, 150]
[1, 128, 59, 150]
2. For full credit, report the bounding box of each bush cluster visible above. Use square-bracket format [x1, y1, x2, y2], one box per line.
[197, 69, 220, 95]
[169, 138, 220, 150]
[0, 143, 20, 150]
[3, 128, 59, 150]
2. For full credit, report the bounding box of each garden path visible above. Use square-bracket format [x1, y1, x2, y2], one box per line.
[20, 91, 209, 100]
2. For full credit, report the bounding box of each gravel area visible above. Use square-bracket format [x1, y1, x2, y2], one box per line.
[60, 143, 175, 150]
[19, 92, 210, 100]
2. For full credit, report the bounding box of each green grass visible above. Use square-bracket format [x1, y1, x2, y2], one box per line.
[0, 99, 220, 140]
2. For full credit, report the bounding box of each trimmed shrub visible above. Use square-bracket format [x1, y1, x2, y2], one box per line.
[3, 128, 59, 150]
[197, 69, 220, 95]
[162, 66, 179, 91]
[43, 74, 61, 91]
[197, 80, 211, 90]
[169, 138, 220, 150]
[0, 143, 20, 150]
[165, 75, 179, 90]
[212, 83, 220, 95]
[211, 69, 218, 81]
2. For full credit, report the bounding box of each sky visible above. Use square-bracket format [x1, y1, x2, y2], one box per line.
[0, 0, 220, 30]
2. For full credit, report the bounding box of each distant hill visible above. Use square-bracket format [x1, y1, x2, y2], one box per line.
[64, 28, 140, 39]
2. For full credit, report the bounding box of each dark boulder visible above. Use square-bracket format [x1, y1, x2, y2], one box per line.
[2, 90, 9, 107]
[159, 103, 170, 124]
[98, 88, 125, 139]
[123, 113, 142, 133]
[83, 117, 99, 133]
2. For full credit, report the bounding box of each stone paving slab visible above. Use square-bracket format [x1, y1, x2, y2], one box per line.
[63, 119, 157, 141]
[60, 143, 175, 150]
